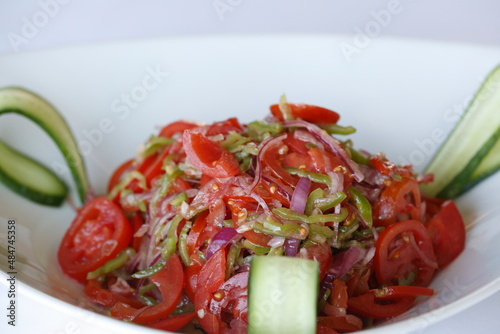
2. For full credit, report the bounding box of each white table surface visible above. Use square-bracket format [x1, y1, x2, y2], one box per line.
[1, 1, 499, 333]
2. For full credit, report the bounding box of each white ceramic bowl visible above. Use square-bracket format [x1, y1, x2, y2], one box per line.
[1, 35, 500, 333]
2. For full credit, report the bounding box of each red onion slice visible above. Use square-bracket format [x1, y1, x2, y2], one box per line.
[206, 227, 241, 260]
[290, 177, 311, 214]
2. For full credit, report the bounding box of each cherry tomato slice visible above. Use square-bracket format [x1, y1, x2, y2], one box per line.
[84, 279, 144, 309]
[110, 254, 184, 324]
[316, 315, 362, 333]
[107, 159, 134, 192]
[183, 130, 240, 178]
[148, 312, 196, 331]
[374, 220, 437, 287]
[270, 103, 340, 124]
[159, 120, 199, 138]
[373, 285, 434, 299]
[194, 248, 227, 334]
[298, 242, 332, 281]
[347, 291, 415, 319]
[373, 177, 422, 227]
[58, 197, 132, 283]
[425, 200, 465, 268]
[206, 117, 243, 136]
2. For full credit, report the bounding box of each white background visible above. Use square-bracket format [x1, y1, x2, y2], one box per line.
[1, 0, 499, 333]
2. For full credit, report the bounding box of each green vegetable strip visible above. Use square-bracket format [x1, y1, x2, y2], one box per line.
[347, 186, 373, 228]
[132, 261, 166, 279]
[285, 167, 331, 184]
[161, 214, 184, 261]
[272, 207, 348, 224]
[305, 188, 325, 215]
[170, 192, 188, 206]
[247, 120, 284, 141]
[320, 124, 356, 135]
[178, 220, 192, 266]
[86, 248, 136, 280]
[142, 136, 174, 157]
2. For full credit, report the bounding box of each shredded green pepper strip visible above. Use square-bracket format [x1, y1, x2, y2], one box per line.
[143, 136, 174, 157]
[253, 216, 306, 239]
[107, 170, 147, 201]
[305, 188, 347, 215]
[178, 220, 192, 266]
[320, 123, 356, 135]
[132, 260, 165, 279]
[309, 224, 336, 239]
[138, 283, 156, 295]
[242, 239, 270, 255]
[139, 295, 158, 306]
[170, 192, 188, 206]
[226, 242, 242, 279]
[273, 207, 348, 224]
[285, 167, 331, 185]
[86, 247, 136, 280]
[161, 215, 184, 261]
[347, 186, 373, 228]
[247, 120, 284, 141]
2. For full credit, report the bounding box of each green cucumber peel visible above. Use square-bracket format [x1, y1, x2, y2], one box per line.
[0, 87, 89, 204]
[422, 64, 500, 198]
[0, 140, 68, 206]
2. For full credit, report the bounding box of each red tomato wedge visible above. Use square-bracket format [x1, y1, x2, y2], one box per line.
[110, 254, 184, 324]
[347, 292, 415, 319]
[425, 200, 466, 268]
[58, 197, 132, 283]
[107, 159, 134, 192]
[159, 120, 199, 138]
[183, 130, 240, 178]
[148, 312, 196, 331]
[374, 220, 437, 287]
[373, 177, 422, 227]
[270, 103, 340, 124]
[373, 285, 434, 299]
[194, 248, 227, 334]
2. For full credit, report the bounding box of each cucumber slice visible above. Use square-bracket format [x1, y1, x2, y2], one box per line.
[0, 87, 89, 203]
[0, 140, 68, 206]
[421, 65, 500, 198]
[248, 256, 319, 334]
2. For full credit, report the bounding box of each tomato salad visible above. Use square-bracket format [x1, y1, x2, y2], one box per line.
[58, 99, 466, 333]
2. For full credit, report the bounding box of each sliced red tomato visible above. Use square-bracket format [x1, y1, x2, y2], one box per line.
[227, 198, 272, 247]
[110, 254, 184, 324]
[194, 248, 227, 334]
[322, 279, 348, 317]
[316, 324, 340, 334]
[373, 177, 422, 227]
[183, 130, 240, 178]
[270, 103, 340, 124]
[206, 117, 243, 136]
[369, 154, 413, 178]
[129, 212, 144, 252]
[373, 285, 434, 299]
[58, 197, 132, 283]
[345, 269, 370, 297]
[107, 159, 134, 192]
[374, 220, 437, 287]
[84, 279, 144, 309]
[148, 312, 196, 331]
[184, 263, 202, 302]
[159, 120, 199, 138]
[425, 200, 465, 268]
[347, 291, 415, 319]
[316, 315, 362, 333]
[298, 242, 333, 281]
[210, 271, 249, 325]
